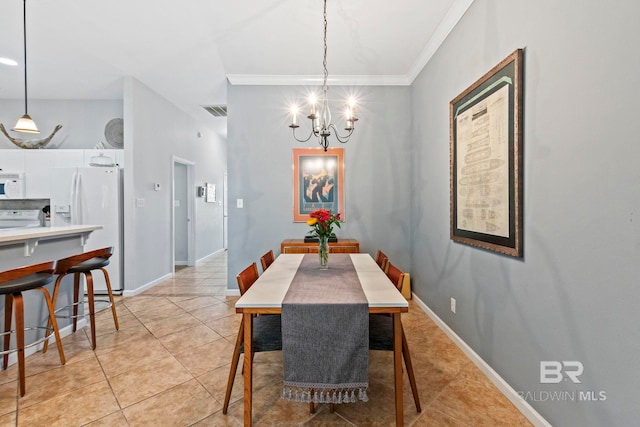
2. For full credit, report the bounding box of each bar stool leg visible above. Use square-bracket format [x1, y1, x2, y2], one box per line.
[72, 273, 81, 333]
[100, 267, 119, 330]
[42, 274, 65, 353]
[86, 272, 97, 350]
[36, 287, 66, 366]
[3, 294, 13, 369]
[14, 293, 26, 397]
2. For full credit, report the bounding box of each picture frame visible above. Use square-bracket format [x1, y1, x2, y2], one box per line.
[292, 147, 345, 222]
[450, 49, 524, 257]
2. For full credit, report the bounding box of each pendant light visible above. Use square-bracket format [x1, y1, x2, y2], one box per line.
[13, 0, 39, 134]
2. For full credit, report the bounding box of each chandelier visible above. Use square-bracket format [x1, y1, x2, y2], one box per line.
[13, 0, 39, 134]
[289, 0, 358, 152]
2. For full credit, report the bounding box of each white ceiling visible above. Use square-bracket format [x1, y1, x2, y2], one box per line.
[0, 0, 472, 117]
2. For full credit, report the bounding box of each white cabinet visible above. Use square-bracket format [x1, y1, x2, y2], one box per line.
[10, 149, 124, 198]
[24, 150, 55, 170]
[53, 149, 84, 168]
[24, 150, 55, 198]
[0, 149, 26, 173]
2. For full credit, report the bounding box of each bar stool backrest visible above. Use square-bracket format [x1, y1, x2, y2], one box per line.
[0, 261, 55, 285]
[54, 247, 114, 274]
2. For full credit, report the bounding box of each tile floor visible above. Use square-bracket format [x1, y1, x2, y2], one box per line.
[0, 251, 532, 426]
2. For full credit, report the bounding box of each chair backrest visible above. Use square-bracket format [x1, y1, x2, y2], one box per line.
[0, 261, 55, 284]
[385, 262, 405, 292]
[260, 250, 275, 272]
[55, 247, 114, 274]
[375, 250, 389, 271]
[236, 262, 260, 295]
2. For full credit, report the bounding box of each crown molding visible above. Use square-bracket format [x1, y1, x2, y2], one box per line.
[226, 74, 411, 86]
[227, 0, 475, 88]
[407, 0, 475, 83]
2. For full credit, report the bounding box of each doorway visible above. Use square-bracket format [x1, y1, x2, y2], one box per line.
[172, 157, 195, 273]
[223, 172, 228, 249]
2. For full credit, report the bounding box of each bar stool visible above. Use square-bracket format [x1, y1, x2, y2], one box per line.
[44, 247, 119, 351]
[1, 261, 66, 396]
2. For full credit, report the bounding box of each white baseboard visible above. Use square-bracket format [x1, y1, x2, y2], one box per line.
[226, 288, 240, 296]
[411, 293, 550, 427]
[196, 248, 226, 264]
[121, 272, 173, 297]
[3, 319, 88, 367]
[121, 249, 226, 297]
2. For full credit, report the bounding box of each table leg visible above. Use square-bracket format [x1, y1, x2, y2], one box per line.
[243, 313, 253, 426]
[393, 312, 403, 426]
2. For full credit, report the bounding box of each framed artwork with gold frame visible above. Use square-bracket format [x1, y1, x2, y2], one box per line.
[292, 147, 345, 222]
[450, 49, 524, 257]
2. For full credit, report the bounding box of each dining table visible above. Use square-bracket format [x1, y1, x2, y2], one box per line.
[235, 253, 409, 426]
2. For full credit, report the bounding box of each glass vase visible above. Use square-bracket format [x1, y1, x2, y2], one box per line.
[318, 235, 329, 269]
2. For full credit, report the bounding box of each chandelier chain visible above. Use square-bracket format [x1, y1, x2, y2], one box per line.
[322, 0, 328, 99]
[288, 0, 357, 151]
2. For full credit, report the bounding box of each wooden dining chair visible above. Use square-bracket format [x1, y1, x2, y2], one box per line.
[369, 262, 421, 412]
[222, 262, 282, 414]
[375, 250, 389, 272]
[259, 250, 275, 272]
[385, 261, 405, 291]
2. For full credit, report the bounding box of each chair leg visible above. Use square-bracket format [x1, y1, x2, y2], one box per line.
[72, 273, 81, 332]
[43, 274, 65, 353]
[13, 293, 26, 397]
[37, 287, 66, 366]
[86, 272, 97, 350]
[100, 267, 119, 330]
[223, 319, 244, 414]
[401, 327, 421, 412]
[3, 294, 13, 370]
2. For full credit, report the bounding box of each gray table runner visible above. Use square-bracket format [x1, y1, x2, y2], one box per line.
[282, 254, 369, 404]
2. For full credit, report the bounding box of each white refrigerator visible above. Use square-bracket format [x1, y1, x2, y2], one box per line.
[50, 167, 123, 293]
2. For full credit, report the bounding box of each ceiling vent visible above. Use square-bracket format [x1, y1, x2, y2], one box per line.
[203, 105, 227, 117]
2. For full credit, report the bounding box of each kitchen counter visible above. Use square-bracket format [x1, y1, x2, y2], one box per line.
[0, 224, 103, 366]
[0, 225, 103, 256]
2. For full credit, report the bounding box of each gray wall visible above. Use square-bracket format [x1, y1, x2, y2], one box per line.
[227, 84, 412, 289]
[0, 99, 122, 149]
[410, 0, 640, 425]
[124, 77, 226, 292]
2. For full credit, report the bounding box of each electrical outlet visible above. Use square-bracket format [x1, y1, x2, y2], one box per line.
[450, 297, 456, 314]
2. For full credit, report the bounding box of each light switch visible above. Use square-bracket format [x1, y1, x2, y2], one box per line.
[136, 198, 145, 208]
[237, 198, 243, 208]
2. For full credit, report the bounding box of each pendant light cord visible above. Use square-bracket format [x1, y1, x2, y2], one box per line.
[22, 0, 29, 115]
